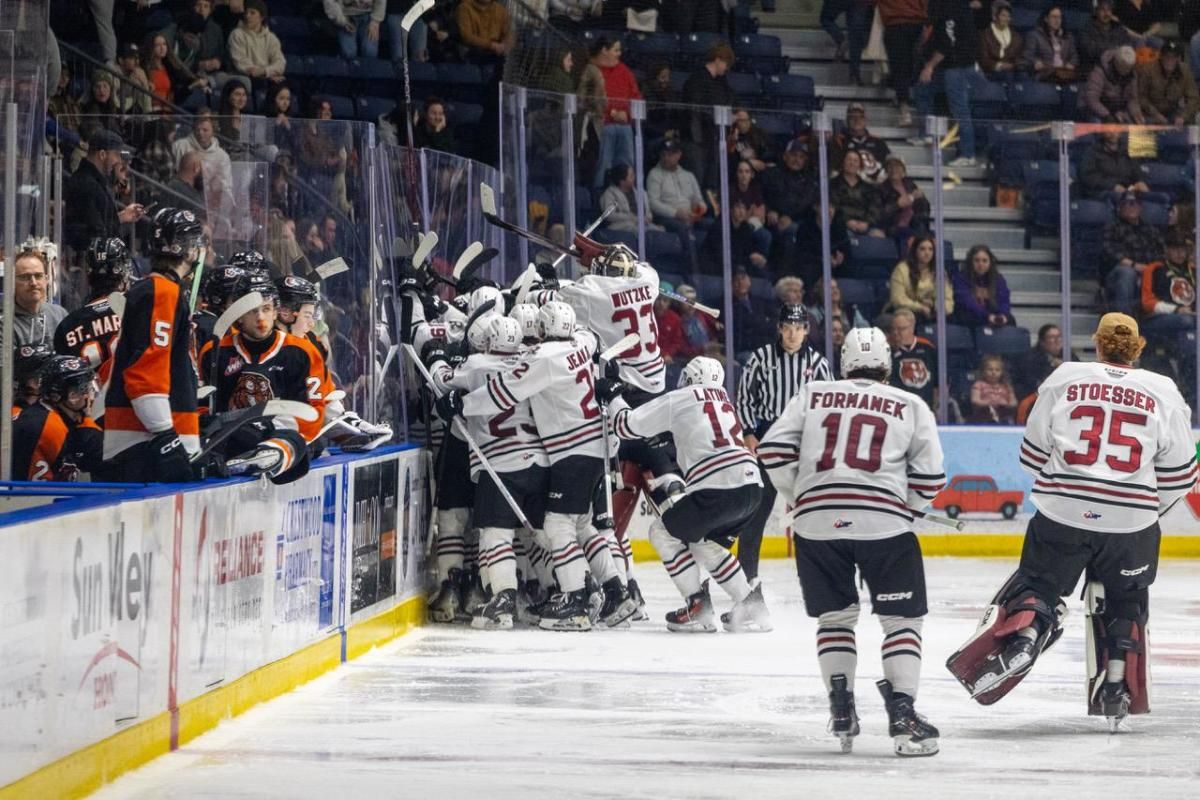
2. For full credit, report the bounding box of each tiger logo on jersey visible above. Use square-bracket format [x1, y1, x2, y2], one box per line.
[899, 357, 930, 389]
[231, 371, 275, 408]
[1169, 276, 1195, 307]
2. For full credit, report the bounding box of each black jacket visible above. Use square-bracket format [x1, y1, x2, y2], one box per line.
[760, 165, 819, 220]
[682, 66, 734, 144]
[926, 0, 979, 71]
[63, 159, 120, 250]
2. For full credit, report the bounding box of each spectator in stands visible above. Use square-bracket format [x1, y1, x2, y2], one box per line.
[1102, 190, 1165, 314]
[654, 284, 687, 363]
[1080, 0, 1134, 73]
[599, 163, 655, 234]
[830, 103, 890, 184]
[700, 200, 770, 276]
[728, 108, 774, 175]
[731, 266, 776, 355]
[775, 275, 805, 305]
[1014, 324, 1074, 399]
[49, 65, 83, 140]
[414, 96, 458, 154]
[642, 62, 682, 141]
[969, 354, 1017, 423]
[265, 82, 296, 148]
[163, 2, 229, 87]
[9, 248, 68, 348]
[889, 308, 938, 410]
[878, 0, 927, 126]
[647, 139, 706, 269]
[879, 156, 929, 238]
[1113, 0, 1163, 39]
[1140, 230, 1196, 339]
[829, 150, 884, 237]
[676, 283, 721, 357]
[549, 0, 602, 31]
[1079, 130, 1150, 200]
[324, 0, 386, 59]
[1081, 45, 1144, 123]
[135, 118, 179, 191]
[819, 0, 872, 85]
[662, 0, 722, 34]
[82, 74, 124, 136]
[1021, 6, 1080, 84]
[730, 160, 772, 257]
[915, 0, 981, 167]
[589, 38, 641, 189]
[980, 0, 1022, 77]
[386, 0, 429, 63]
[171, 114, 235, 223]
[114, 42, 154, 113]
[142, 33, 178, 109]
[760, 139, 819, 247]
[167, 150, 206, 216]
[1137, 40, 1200, 125]
[64, 130, 144, 249]
[824, 317, 847, 374]
[298, 98, 350, 215]
[542, 47, 576, 95]
[952, 244, 1014, 328]
[808, 277, 868, 331]
[300, 217, 330, 266]
[682, 43, 735, 191]
[455, 0, 513, 65]
[229, 0, 287, 85]
[88, 0, 118, 65]
[888, 234, 954, 324]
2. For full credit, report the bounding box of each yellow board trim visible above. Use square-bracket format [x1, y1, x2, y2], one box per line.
[632, 535, 1200, 561]
[0, 595, 425, 800]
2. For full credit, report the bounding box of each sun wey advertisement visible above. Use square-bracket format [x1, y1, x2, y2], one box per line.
[0, 446, 425, 788]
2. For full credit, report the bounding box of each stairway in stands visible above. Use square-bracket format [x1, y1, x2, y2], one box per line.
[759, 24, 1097, 355]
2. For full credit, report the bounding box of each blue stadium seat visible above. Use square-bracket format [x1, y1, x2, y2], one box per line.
[271, 16, 309, 39]
[1140, 199, 1170, 227]
[308, 56, 351, 94]
[1141, 162, 1188, 199]
[445, 101, 484, 126]
[324, 94, 356, 120]
[1157, 128, 1191, 165]
[623, 32, 678, 69]
[972, 80, 1009, 121]
[761, 74, 816, 111]
[733, 33, 785, 74]
[975, 325, 1031, 356]
[356, 95, 394, 122]
[1011, 81, 1061, 121]
[1012, 7, 1040, 31]
[693, 274, 724, 303]
[726, 72, 761, 101]
[837, 278, 875, 308]
[437, 63, 485, 104]
[750, 276, 774, 301]
[353, 58, 399, 95]
[845, 236, 898, 280]
[679, 32, 725, 69]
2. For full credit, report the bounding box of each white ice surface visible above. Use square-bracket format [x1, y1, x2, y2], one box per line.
[92, 559, 1200, 800]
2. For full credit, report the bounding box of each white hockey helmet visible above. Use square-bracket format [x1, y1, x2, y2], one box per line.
[537, 300, 576, 340]
[468, 285, 504, 316]
[840, 326, 892, 378]
[509, 302, 541, 342]
[594, 244, 640, 278]
[486, 316, 523, 355]
[467, 312, 500, 352]
[679, 356, 725, 388]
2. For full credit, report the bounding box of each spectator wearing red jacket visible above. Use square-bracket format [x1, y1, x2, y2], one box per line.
[591, 37, 641, 188]
[654, 283, 687, 364]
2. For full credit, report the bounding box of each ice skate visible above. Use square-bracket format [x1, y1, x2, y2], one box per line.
[585, 573, 604, 626]
[721, 580, 773, 633]
[665, 581, 716, 633]
[471, 588, 516, 630]
[460, 567, 489, 620]
[428, 568, 464, 623]
[877, 680, 939, 757]
[828, 674, 860, 753]
[1100, 681, 1131, 733]
[599, 577, 638, 628]
[516, 580, 543, 626]
[627, 578, 648, 621]
[538, 589, 593, 631]
[970, 634, 1038, 698]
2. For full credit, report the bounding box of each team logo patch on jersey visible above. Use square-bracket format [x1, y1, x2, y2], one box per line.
[231, 371, 275, 408]
[899, 357, 930, 389]
[1083, 510, 1103, 520]
[1170, 275, 1195, 307]
[833, 518, 854, 529]
[225, 357, 244, 377]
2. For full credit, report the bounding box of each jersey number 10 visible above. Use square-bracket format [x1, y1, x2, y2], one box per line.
[816, 412, 886, 473]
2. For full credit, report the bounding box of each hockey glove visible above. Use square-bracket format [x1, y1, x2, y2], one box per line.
[150, 430, 193, 483]
[420, 292, 446, 322]
[594, 377, 626, 405]
[603, 358, 622, 380]
[535, 262, 560, 289]
[435, 389, 465, 421]
[421, 338, 450, 369]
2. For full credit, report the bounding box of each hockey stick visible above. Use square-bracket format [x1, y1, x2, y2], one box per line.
[596, 333, 640, 535]
[549, 204, 617, 270]
[912, 508, 966, 531]
[206, 291, 264, 393]
[107, 291, 126, 317]
[187, 247, 207, 315]
[398, 0, 435, 226]
[402, 343, 536, 531]
[661, 290, 720, 319]
[190, 399, 317, 464]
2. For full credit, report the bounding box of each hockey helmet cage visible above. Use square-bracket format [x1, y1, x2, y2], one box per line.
[467, 312, 501, 352]
[840, 326, 891, 378]
[151, 208, 204, 259]
[537, 300, 576, 340]
[595, 244, 639, 278]
[230, 250, 268, 275]
[679, 355, 724, 388]
[39, 355, 95, 401]
[277, 275, 320, 309]
[486, 315, 523, 355]
[86, 237, 132, 280]
[468, 285, 504, 316]
[14, 343, 54, 382]
[508, 303, 541, 341]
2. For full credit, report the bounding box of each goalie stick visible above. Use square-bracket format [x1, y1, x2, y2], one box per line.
[402, 342, 536, 531]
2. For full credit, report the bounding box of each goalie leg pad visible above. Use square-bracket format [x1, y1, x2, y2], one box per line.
[1086, 582, 1151, 716]
[610, 461, 647, 540]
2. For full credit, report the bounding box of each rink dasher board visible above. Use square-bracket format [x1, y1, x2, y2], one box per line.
[0, 446, 430, 800]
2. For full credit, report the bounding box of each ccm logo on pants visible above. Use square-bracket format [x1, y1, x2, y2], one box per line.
[876, 592, 913, 601]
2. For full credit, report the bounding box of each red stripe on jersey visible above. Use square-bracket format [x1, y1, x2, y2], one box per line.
[686, 451, 756, 483]
[796, 491, 909, 511]
[542, 420, 604, 446]
[1034, 479, 1157, 502]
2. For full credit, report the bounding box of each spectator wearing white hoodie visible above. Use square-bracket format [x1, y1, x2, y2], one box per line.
[228, 0, 286, 84]
[325, 0, 387, 59]
[171, 114, 235, 236]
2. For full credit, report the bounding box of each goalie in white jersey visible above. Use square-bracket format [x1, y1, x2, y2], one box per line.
[604, 356, 771, 633]
[948, 313, 1198, 731]
[758, 327, 946, 757]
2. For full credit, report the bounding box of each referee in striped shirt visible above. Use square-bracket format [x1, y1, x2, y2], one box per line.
[736, 303, 831, 580]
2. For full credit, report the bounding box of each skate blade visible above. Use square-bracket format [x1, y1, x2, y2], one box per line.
[632, 610, 649, 621]
[516, 611, 541, 627]
[836, 734, 856, 754]
[722, 617, 774, 633]
[969, 657, 1029, 698]
[470, 614, 514, 631]
[894, 736, 939, 757]
[603, 599, 639, 628]
[428, 609, 459, 624]
[666, 621, 717, 633]
[538, 616, 593, 632]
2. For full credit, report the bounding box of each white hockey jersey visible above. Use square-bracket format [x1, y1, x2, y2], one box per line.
[558, 264, 665, 393]
[461, 331, 605, 464]
[449, 352, 547, 478]
[1020, 360, 1198, 533]
[758, 378, 946, 540]
[416, 318, 467, 446]
[611, 383, 761, 494]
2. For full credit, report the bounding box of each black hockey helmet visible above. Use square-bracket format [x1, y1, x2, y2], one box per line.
[14, 342, 54, 383]
[201, 265, 248, 309]
[39, 355, 95, 402]
[276, 275, 320, 309]
[150, 207, 205, 259]
[778, 303, 809, 326]
[230, 250, 270, 278]
[237, 270, 280, 303]
[86, 237, 132, 281]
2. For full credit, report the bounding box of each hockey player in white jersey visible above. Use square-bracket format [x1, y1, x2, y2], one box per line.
[758, 327, 946, 757]
[442, 301, 636, 630]
[443, 316, 548, 630]
[947, 313, 1198, 730]
[603, 356, 770, 633]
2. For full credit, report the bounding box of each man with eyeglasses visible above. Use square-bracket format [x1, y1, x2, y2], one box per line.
[11, 248, 68, 347]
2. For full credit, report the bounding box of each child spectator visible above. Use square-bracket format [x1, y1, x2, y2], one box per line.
[953, 244, 1014, 327]
[969, 354, 1017, 423]
[888, 234, 954, 324]
[229, 0, 287, 85]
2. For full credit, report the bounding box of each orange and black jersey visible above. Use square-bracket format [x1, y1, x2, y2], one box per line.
[193, 309, 219, 358]
[11, 402, 103, 481]
[103, 272, 200, 459]
[55, 296, 122, 387]
[1140, 260, 1195, 316]
[201, 329, 332, 442]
